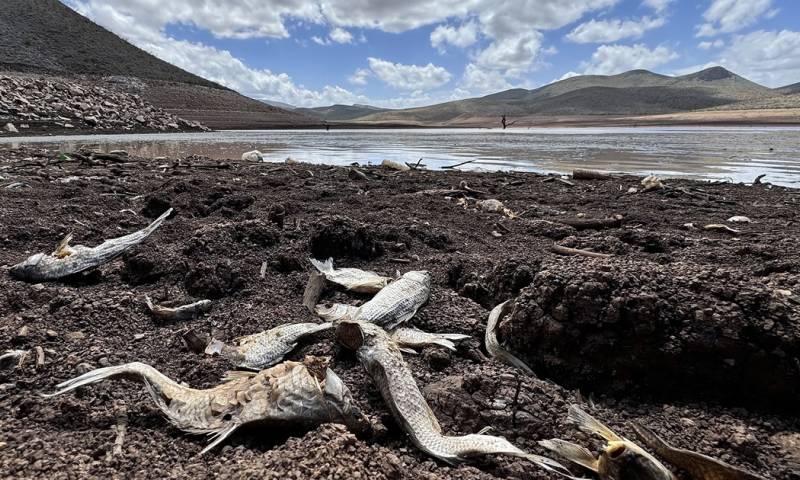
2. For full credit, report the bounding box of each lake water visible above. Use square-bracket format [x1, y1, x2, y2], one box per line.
[3, 127, 800, 186]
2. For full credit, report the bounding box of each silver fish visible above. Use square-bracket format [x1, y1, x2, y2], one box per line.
[315, 303, 359, 323]
[335, 320, 571, 475]
[353, 270, 430, 330]
[310, 257, 391, 293]
[205, 322, 332, 370]
[44, 356, 370, 455]
[390, 327, 470, 353]
[540, 405, 675, 480]
[145, 296, 212, 321]
[10, 208, 173, 282]
[486, 301, 534, 375]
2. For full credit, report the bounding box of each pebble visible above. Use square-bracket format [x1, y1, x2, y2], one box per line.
[65, 331, 86, 341]
[727, 216, 751, 223]
[45, 330, 58, 340]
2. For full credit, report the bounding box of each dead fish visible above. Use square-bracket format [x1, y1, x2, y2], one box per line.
[641, 175, 664, 191]
[10, 208, 173, 282]
[353, 270, 431, 330]
[44, 356, 370, 455]
[704, 224, 740, 235]
[485, 301, 534, 375]
[381, 159, 410, 171]
[310, 257, 391, 293]
[632, 423, 766, 480]
[390, 327, 470, 354]
[315, 303, 359, 323]
[477, 199, 517, 219]
[540, 405, 675, 480]
[205, 322, 332, 370]
[0, 349, 29, 369]
[145, 296, 211, 321]
[335, 320, 571, 475]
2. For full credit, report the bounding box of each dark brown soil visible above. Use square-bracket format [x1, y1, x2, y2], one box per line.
[0, 146, 797, 479]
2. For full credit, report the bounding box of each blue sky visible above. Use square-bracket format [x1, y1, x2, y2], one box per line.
[65, 0, 800, 108]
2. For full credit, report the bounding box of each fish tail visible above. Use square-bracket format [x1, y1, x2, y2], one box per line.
[309, 257, 334, 274]
[539, 439, 599, 473]
[431, 339, 458, 351]
[43, 362, 176, 397]
[204, 338, 226, 356]
[568, 404, 623, 443]
[438, 333, 470, 342]
[143, 208, 173, 235]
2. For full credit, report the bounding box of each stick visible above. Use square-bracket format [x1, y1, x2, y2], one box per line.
[753, 174, 766, 185]
[556, 178, 575, 187]
[556, 217, 622, 230]
[302, 273, 327, 314]
[389, 257, 412, 264]
[551, 244, 612, 259]
[442, 159, 475, 169]
[112, 409, 128, 457]
[572, 169, 612, 180]
[35, 346, 45, 368]
[260, 261, 268, 279]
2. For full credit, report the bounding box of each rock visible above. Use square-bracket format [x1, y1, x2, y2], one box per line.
[285, 157, 298, 164]
[65, 331, 86, 341]
[241, 150, 263, 162]
[728, 216, 751, 223]
[83, 116, 98, 126]
[641, 175, 663, 191]
[3, 122, 18, 133]
[381, 159, 410, 171]
[135, 115, 146, 123]
[45, 330, 58, 340]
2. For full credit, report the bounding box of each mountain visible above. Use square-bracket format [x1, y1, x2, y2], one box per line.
[0, 0, 315, 129]
[262, 100, 297, 110]
[356, 67, 783, 125]
[295, 104, 390, 121]
[777, 82, 800, 95]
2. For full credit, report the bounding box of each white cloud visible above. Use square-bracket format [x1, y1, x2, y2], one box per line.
[642, 0, 673, 12]
[329, 27, 354, 44]
[367, 57, 452, 90]
[555, 71, 581, 82]
[698, 39, 725, 50]
[581, 43, 678, 75]
[430, 22, 479, 53]
[348, 68, 371, 85]
[566, 16, 665, 43]
[696, 0, 773, 37]
[311, 36, 330, 45]
[475, 32, 543, 76]
[714, 30, 800, 87]
[460, 63, 514, 95]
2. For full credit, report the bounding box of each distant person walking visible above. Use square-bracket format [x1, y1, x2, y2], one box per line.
[501, 115, 516, 130]
[324, 121, 330, 132]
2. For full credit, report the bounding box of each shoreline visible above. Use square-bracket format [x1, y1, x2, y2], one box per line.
[0, 147, 797, 478]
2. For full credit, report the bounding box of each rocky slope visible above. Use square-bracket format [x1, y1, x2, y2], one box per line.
[0, 74, 206, 134]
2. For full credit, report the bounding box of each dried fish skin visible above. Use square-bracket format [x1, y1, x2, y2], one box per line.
[354, 270, 431, 329]
[310, 257, 390, 293]
[10, 208, 173, 282]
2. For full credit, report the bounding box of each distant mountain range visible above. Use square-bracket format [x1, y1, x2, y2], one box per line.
[1, 0, 797, 129]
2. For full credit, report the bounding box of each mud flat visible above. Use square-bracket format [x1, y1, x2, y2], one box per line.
[0, 146, 798, 478]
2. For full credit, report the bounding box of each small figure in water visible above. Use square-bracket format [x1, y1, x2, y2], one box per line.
[501, 115, 515, 130]
[324, 121, 330, 132]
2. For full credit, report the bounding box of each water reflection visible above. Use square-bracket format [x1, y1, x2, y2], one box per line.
[2, 127, 799, 186]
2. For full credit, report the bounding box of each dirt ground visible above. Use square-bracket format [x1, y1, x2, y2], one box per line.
[0, 146, 798, 479]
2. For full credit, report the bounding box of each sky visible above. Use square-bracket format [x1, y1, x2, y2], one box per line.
[62, 0, 800, 109]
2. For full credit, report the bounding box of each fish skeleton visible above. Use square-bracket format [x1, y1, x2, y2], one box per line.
[352, 270, 431, 330]
[632, 423, 766, 480]
[205, 322, 332, 370]
[335, 320, 572, 475]
[540, 405, 675, 480]
[44, 356, 370, 454]
[485, 301, 534, 375]
[390, 327, 470, 354]
[145, 296, 212, 321]
[310, 257, 391, 293]
[10, 208, 173, 282]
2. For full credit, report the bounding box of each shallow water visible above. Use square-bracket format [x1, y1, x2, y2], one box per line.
[3, 127, 800, 186]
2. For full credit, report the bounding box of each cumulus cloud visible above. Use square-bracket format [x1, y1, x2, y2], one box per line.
[460, 63, 514, 95]
[348, 68, 371, 85]
[367, 57, 452, 90]
[329, 27, 354, 44]
[642, 0, 673, 12]
[696, 0, 774, 37]
[698, 39, 725, 50]
[430, 22, 479, 53]
[566, 16, 664, 43]
[581, 43, 678, 75]
[713, 30, 800, 87]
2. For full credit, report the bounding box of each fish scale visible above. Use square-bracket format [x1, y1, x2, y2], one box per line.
[355, 271, 431, 329]
[208, 323, 333, 370]
[337, 321, 572, 475]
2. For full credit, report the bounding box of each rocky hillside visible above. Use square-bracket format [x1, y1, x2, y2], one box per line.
[0, 0, 315, 131]
[0, 74, 206, 134]
[296, 104, 391, 121]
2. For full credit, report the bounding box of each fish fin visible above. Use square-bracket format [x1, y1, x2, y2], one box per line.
[504, 353, 535, 375]
[309, 257, 334, 274]
[199, 423, 240, 455]
[438, 333, 471, 342]
[431, 339, 457, 351]
[144, 295, 157, 312]
[399, 347, 419, 355]
[54, 232, 74, 257]
[476, 426, 493, 435]
[204, 339, 226, 356]
[221, 370, 258, 382]
[539, 439, 599, 472]
[631, 423, 672, 455]
[568, 405, 623, 443]
[523, 452, 591, 480]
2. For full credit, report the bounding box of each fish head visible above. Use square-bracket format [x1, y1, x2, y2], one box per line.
[402, 270, 431, 287]
[9, 253, 48, 281]
[335, 320, 366, 350]
[598, 441, 674, 480]
[322, 367, 372, 436]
